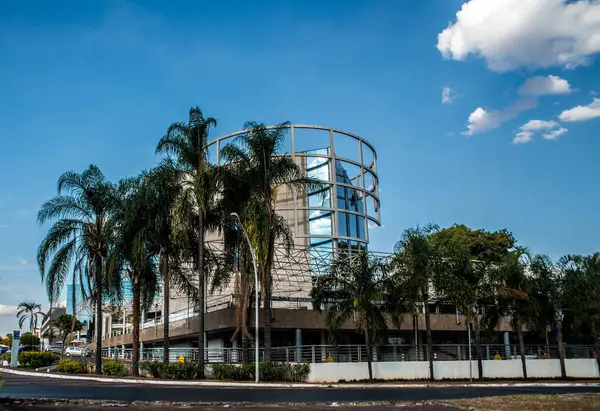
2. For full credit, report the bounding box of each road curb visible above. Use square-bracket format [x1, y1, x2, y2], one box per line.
[2, 367, 600, 389]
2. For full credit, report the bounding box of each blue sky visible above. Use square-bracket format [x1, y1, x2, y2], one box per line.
[1, 0, 600, 334]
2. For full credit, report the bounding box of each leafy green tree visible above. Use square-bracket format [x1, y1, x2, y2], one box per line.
[312, 250, 411, 380]
[1, 333, 13, 346]
[429, 224, 516, 380]
[221, 121, 322, 361]
[53, 314, 83, 353]
[108, 175, 160, 376]
[392, 224, 445, 381]
[19, 332, 41, 346]
[428, 224, 515, 262]
[156, 107, 218, 376]
[17, 301, 43, 332]
[37, 165, 119, 373]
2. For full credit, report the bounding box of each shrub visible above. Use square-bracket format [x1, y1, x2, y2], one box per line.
[18, 352, 60, 369]
[140, 361, 163, 378]
[212, 362, 310, 382]
[101, 360, 125, 377]
[162, 362, 198, 379]
[0, 353, 10, 363]
[212, 363, 254, 380]
[57, 359, 87, 374]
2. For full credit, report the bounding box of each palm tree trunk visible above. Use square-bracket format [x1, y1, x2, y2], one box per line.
[364, 327, 373, 380]
[242, 286, 253, 364]
[94, 256, 103, 375]
[557, 320, 567, 379]
[197, 209, 205, 379]
[474, 318, 483, 380]
[516, 318, 527, 379]
[591, 322, 600, 375]
[263, 277, 272, 363]
[161, 251, 170, 364]
[423, 297, 435, 381]
[131, 274, 141, 377]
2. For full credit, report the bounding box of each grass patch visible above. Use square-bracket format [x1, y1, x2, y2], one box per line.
[449, 394, 600, 411]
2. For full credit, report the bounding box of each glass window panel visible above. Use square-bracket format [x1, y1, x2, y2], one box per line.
[357, 216, 365, 240]
[338, 212, 348, 237]
[337, 197, 346, 209]
[348, 213, 358, 238]
[309, 189, 331, 208]
[309, 211, 332, 236]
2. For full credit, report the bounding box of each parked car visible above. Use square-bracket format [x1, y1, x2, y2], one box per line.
[64, 346, 85, 357]
[19, 345, 39, 353]
[46, 345, 62, 354]
[64, 346, 91, 357]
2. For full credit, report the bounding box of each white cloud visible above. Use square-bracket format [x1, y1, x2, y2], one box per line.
[437, 0, 600, 71]
[513, 119, 567, 144]
[513, 131, 534, 144]
[464, 98, 537, 135]
[442, 86, 455, 104]
[559, 98, 600, 122]
[520, 120, 559, 131]
[19, 259, 28, 266]
[0, 305, 17, 317]
[542, 127, 568, 140]
[464, 75, 573, 135]
[518, 76, 572, 96]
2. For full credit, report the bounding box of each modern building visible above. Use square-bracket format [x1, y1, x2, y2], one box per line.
[40, 305, 66, 349]
[66, 282, 93, 324]
[100, 125, 511, 356]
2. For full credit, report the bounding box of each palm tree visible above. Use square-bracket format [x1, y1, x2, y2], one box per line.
[220, 121, 322, 361]
[391, 225, 444, 381]
[482, 248, 533, 379]
[311, 250, 411, 380]
[17, 301, 43, 332]
[107, 176, 160, 376]
[529, 254, 567, 378]
[37, 165, 119, 374]
[156, 107, 218, 377]
[560, 253, 600, 374]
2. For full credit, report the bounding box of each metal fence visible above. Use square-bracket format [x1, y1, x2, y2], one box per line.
[100, 344, 597, 364]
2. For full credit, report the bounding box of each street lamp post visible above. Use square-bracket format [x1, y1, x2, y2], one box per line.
[230, 212, 260, 383]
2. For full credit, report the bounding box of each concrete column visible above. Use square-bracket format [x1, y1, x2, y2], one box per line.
[320, 331, 327, 362]
[232, 335, 239, 362]
[504, 332, 511, 359]
[295, 328, 302, 363]
[140, 341, 144, 361]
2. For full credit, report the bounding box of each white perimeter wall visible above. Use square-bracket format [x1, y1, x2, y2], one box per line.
[307, 359, 599, 382]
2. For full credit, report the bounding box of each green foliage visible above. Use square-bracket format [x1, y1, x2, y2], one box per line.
[428, 224, 515, 263]
[101, 360, 125, 376]
[212, 363, 254, 380]
[212, 362, 309, 382]
[0, 353, 10, 362]
[19, 332, 41, 346]
[57, 358, 87, 374]
[1, 333, 13, 346]
[52, 314, 83, 348]
[162, 362, 198, 379]
[17, 352, 60, 368]
[140, 361, 163, 378]
[138, 362, 198, 379]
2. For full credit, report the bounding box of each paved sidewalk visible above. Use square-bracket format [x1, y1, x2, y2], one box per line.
[2, 367, 599, 389]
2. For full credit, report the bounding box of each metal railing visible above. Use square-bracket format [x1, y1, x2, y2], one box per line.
[100, 344, 598, 364]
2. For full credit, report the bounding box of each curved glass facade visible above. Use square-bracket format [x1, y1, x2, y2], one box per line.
[208, 124, 381, 275]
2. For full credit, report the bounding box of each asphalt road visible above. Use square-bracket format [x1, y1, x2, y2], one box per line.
[0, 406, 459, 411]
[1, 373, 600, 404]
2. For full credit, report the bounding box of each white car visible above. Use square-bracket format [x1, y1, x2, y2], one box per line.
[64, 346, 85, 357]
